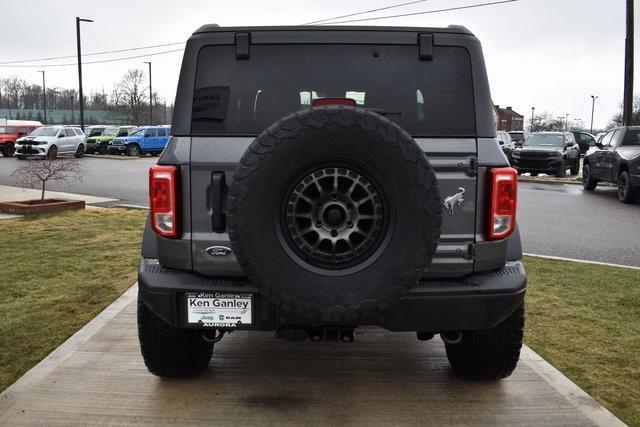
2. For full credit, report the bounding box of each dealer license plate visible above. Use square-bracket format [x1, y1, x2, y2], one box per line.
[186, 292, 252, 327]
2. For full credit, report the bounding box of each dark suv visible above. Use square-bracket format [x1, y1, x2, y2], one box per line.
[511, 132, 581, 177]
[138, 25, 525, 381]
[583, 126, 640, 203]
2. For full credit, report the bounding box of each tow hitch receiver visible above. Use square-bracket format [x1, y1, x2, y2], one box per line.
[276, 327, 355, 342]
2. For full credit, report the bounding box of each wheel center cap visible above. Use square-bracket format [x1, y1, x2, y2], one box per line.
[324, 205, 345, 226]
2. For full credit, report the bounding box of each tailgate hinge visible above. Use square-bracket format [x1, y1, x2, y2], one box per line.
[235, 33, 250, 59]
[468, 157, 478, 176]
[467, 243, 476, 259]
[418, 34, 434, 61]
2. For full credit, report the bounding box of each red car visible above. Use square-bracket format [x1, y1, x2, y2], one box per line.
[0, 120, 43, 157]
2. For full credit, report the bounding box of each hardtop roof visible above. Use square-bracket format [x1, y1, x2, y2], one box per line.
[192, 24, 474, 37]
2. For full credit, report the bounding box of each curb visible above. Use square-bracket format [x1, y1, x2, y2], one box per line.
[84, 154, 145, 160]
[518, 177, 582, 185]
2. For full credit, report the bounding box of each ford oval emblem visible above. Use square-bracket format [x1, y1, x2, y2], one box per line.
[205, 246, 233, 257]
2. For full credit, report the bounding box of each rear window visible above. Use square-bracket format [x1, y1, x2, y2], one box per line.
[192, 44, 475, 136]
[0, 127, 17, 134]
[622, 129, 640, 146]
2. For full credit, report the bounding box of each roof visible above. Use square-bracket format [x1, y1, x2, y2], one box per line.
[193, 24, 474, 36]
[496, 106, 524, 119]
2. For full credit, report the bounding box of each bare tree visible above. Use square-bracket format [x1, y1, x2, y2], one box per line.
[111, 69, 148, 125]
[12, 158, 83, 200]
[530, 111, 565, 132]
[609, 96, 640, 128]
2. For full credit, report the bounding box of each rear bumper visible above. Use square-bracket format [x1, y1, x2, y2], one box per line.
[139, 259, 526, 332]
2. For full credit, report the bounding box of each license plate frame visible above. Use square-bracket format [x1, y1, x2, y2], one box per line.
[185, 292, 253, 328]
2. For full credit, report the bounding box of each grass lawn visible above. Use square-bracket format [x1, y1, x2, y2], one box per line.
[0, 208, 147, 392]
[524, 255, 640, 426]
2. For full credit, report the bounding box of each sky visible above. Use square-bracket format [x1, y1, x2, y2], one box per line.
[0, 0, 637, 130]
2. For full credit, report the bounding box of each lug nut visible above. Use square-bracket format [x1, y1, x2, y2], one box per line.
[331, 230, 338, 237]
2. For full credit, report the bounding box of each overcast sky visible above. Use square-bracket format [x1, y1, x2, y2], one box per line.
[0, 0, 637, 130]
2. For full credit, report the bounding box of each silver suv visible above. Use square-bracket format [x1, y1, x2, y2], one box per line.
[15, 125, 86, 159]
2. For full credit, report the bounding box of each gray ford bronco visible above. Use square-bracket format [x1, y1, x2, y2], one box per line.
[138, 25, 525, 380]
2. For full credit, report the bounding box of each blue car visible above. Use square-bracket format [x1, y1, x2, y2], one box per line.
[108, 125, 171, 157]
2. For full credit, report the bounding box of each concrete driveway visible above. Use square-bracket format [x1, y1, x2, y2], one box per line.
[0, 286, 622, 426]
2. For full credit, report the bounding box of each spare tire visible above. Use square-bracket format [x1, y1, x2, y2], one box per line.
[227, 106, 442, 323]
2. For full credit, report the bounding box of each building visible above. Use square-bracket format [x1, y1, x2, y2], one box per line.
[494, 105, 524, 131]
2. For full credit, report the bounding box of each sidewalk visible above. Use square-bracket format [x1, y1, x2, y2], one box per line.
[0, 284, 624, 426]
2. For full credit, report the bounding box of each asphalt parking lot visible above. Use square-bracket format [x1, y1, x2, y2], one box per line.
[0, 286, 621, 426]
[1, 156, 637, 266]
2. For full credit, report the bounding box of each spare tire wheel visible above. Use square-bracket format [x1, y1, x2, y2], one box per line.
[227, 106, 442, 323]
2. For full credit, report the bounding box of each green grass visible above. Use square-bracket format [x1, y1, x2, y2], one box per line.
[0, 209, 147, 392]
[524, 255, 640, 426]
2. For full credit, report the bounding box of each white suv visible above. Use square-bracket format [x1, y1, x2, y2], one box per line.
[15, 126, 86, 159]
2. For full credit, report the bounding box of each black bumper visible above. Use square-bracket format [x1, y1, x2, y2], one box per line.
[512, 158, 561, 173]
[138, 259, 526, 332]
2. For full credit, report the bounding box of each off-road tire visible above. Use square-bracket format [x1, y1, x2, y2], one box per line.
[137, 294, 213, 378]
[582, 163, 597, 191]
[74, 144, 85, 158]
[445, 304, 524, 380]
[228, 106, 442, 323]
[126, 144, 140, 157]
[98, 143, 109, 155]
[555, 159, 566, 178]
[570, 156, 580, 175]
[618, 171, 636, 203]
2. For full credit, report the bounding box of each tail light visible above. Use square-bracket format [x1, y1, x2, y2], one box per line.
[488, 167, 517, 240]
[149, 165, 179, 238]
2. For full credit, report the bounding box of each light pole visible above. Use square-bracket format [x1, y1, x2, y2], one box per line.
[76, 17, 93, 132]
[144, 61, 152, 124]
[590, 95, 598, 133]
[623, 0, 634, 125]
[564, 114, 569, 131]
[38, 70, 46, 124]
[531, 107, 535, 131]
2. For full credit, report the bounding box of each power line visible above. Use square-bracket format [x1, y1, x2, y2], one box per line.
[317, 0, 519, 25]
[0, 48, 184, 68]
[0, 42, 185, 65]
[303, 0, 430, 25]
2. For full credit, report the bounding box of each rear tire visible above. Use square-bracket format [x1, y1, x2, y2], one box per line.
[98, 144, 109, 155]
[445, 304, 524, 380]
[582, 163, 597, 191]
[137, 294, 213, 378]
[570, 156, 580, 175]
[74, 144, 85, 158]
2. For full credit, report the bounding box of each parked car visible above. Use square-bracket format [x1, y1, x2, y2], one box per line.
[86, 125, 133, 154]
[137, 24, 525, 381]
[0, 120, 43, 157]
[571, 131, 598, 154]
[511, 132, 581, 177]
[497, 130, 515, 162]
[583, 126, 640, 203]
[508, 130, 530, 147]
[108, 125, 170, 156]
[15, 125, 86, 159]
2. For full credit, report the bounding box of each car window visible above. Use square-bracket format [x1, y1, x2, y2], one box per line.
[157, 128, 166, 137]
[74, 128, 84, 136]
[599, 130, 614, 147]
[610, 129, 625, 148]
[64, 129, 75, 137]
[146, 129, 158, 137]
[566, 133, 576, 143]
[621, 129, 640, 146]
[192, 44, 476, 136]
[580, 133, 594, 144]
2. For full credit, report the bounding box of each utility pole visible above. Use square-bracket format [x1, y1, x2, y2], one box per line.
[565, 114, 570, 131]
[530, 107, 535, 131]
[590, 95, 598, 133]
[76, 17, 93, 132]
[144, 61, 152, 124]
[38, 70, 46, 124]
[163, 101, 167, 124]
[623, 0, 634, 125]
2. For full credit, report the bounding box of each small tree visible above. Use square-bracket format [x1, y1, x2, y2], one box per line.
[12, 158, 82, 200]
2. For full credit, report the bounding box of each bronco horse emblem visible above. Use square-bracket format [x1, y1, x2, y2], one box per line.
[443, 187, 465, 215]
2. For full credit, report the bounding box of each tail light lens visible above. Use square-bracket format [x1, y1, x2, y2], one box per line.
[149, 165, 179, 238]
[488, 167, 518, 240]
